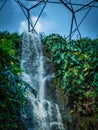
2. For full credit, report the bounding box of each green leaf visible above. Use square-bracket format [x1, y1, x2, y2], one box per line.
[61, 53, 65, 60]
[10, 123, 18, 128]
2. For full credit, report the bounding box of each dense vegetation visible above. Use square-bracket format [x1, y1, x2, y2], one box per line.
[42, 34, 98, 130]
[0, 32, 26, 130]
[0, 31, 98, 130]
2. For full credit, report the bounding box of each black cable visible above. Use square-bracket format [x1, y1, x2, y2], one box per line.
[0, 0, 97, 37]
[33, 0, 47, 29]
[27, 1, 61, 4]
[60, 0, 72, 12]
[69, 0, 74, 39]
[0, 0, 7, 10]
[15, 0, 45, 32]
[29, 13, 34, 28]
[66, 1, 95, 39]
[28, 1, 46, 32]
[75, 0, 95, 13]
[0, 0, 6, 2]
[68, 0, 81, 39]
[15, 0, 28, 18]
[69, 14, 74, 39]
[15, 0, 27, 9]
[63, 0, 69, 2]
[73, 14, 82, 38]
[25, 0, 98, 8]
[29, 1, 44, 10]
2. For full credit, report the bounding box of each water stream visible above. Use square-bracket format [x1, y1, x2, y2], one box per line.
[21, 32, 65, 130]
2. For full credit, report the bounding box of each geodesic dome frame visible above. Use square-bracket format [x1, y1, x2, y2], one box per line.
[0, 0, 98, 39]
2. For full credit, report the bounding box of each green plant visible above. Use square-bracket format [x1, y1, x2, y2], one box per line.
[0, 32, 25, 130]
[42, 34, 98, 130]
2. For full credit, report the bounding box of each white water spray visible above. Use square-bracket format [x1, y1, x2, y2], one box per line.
[21, 32, 65, 130]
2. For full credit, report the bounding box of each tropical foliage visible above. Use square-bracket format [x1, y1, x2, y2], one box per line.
[42, 34, 98, 130]
[0, 32, 26, 130]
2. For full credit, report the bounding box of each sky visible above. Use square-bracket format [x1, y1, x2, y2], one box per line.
[0, 0, 98, 39]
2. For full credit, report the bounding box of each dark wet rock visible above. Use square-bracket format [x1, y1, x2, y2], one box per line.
[21, 32, 66, 130]
[50, 122, 64, 130]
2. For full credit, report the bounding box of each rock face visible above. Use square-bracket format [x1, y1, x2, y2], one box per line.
[21, 32, 65, 130]
[43, 57, 58, 102]
[57, 89, 79, 130]
[42, 39, 79, 130]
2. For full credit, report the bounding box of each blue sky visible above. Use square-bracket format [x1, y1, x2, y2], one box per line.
[0, 0, 98, 38]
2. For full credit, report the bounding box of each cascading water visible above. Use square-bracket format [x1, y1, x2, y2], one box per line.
[21, 32, 65, 130]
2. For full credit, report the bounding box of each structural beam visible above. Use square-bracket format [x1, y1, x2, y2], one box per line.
[0, 0, 98, 39]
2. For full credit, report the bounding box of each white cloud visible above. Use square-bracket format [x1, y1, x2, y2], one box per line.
[19, 20, 28, 34]
[31, 16, 42, 32]
[19, 16, 55, 34]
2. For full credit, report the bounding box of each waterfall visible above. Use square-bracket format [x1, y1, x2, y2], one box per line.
[21, 32, 65, 130]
